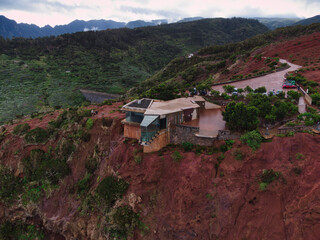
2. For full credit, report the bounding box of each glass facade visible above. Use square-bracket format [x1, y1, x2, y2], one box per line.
[141, 117, 160, 142]
[125, 111, 144, 123]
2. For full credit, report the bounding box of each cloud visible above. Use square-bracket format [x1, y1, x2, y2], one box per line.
[119, 6, 182, 19]
[84, 26, 99, 31]
[1, 0, 320, 27]
[0, 0, 86, 12]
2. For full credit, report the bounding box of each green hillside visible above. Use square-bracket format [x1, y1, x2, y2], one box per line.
[293, 15, 320, 26]
[254, 17, 300, 30]
[0, 18, 268, 124]
[132, 23, 320, 100]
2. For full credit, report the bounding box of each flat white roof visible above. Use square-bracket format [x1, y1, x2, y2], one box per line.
[144, 96, 204, 115]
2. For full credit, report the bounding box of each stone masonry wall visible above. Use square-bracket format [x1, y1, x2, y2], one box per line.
[170, 125, 215, 146]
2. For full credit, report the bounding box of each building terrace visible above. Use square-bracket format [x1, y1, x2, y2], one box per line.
[122, 96, 209, 152]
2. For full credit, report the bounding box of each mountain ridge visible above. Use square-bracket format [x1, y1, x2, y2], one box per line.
[0, 15, 200, 39]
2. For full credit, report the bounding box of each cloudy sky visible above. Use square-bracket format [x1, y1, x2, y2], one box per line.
[1, 0, 319, 27]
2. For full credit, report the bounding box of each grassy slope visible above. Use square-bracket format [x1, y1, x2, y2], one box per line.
[132, 23, 320, 99]
[0, 18, 268, 124]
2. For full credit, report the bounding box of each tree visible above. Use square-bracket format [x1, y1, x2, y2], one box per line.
[245, 86, 253, 93]
[223, 85, 235, 94]
[311, 93, 320, 106]
[223, 101, 259, 131]
[254, 86, 267, 93]
[287, 90, 301, 101]
[240, 130, 262, 150]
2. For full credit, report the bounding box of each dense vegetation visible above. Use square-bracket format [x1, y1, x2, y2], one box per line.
[254, 17, 300, 30]
[0, 18, 268, 124]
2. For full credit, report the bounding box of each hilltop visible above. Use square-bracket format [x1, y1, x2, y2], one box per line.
[1, 22, 320, 240]
[0, 17, 268, 124]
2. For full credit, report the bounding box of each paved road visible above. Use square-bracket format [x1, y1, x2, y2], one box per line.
[212, 59, 306, 113]
[212, 59, 301, 93]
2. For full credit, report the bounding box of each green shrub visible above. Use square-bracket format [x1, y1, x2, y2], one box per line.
[295, 153, 304, 160]
[0, 221, 44, 240]
[95, 175, 129, 208]
[107, 205, 141, 239]
[79, 129, 91, 142]
[0, 166, 23, 204]
[171, 151, 183, 162]
[234, 149, 244, 160]
[240, 130, 262, 150]
[223, 102, 259, 131]
[182, 142, 193, 152]
[0, 133, 6, 143]
[217, 153, 225, 162]
[259, 182, 268, 191]
[77, 173, 92, 196]
[259, 169, 280, 190]
[134, 154, 142, 164]
[21, 183, 43, 205]
[102, 117, 113, 127]
[85, 157, 98, 174]
[293, 167, 302, 175]
[287, 90, 301, 101]
[23, 149, 70, 184]
[223, 85, 235, 94]
[13, 123, 30, 136]
[56, 138, 75, 159]
[86, 118, 94, 130]
[221, 93, 230, 100]
[311, 93, 320, 106]
[24, 127, 49, 144]
[254, 86, 267, 93]
[211, 90, 220, 97]
[220, 144, 228, 153]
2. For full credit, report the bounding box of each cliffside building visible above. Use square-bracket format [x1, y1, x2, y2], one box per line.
[121, 96, 205, 152]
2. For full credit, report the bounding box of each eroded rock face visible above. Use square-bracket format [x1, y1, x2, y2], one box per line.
[2, 104, 320, 240]
[114, 133, 320, 240]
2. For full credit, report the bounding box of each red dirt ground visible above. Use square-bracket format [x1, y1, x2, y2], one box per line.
[114, 133, 320, 240]
[259, 32, 320, 83]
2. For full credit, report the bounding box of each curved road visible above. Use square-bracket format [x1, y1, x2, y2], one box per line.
[212, 59, 306, 113]
[212, 59, 301, 92]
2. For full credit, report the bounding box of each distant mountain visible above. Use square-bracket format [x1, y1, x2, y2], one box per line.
[0, 15, 206, 39]
[253, 17, 301, 30]
[293, 15, 320, 26]
[0, 15, 126, 38]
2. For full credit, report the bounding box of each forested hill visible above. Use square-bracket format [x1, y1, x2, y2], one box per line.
[293, 15, 320, 26]
[0, 18, 268, 124]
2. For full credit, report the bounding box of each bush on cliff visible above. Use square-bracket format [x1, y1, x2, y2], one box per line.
[96, 176, 129, 208]
[240, 130, 262, 150]
[223, 101, 259, 131]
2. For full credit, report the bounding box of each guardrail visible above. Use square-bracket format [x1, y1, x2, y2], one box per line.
[297, 84, 312, 105]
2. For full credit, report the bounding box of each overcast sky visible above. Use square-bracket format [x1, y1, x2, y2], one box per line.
[1, 0, 319, 27]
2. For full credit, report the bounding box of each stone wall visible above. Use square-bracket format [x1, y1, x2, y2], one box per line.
[278, 125, 314, 134]
[144, 129, 170, 153]
[217, 130, 240, 140]
[170, 125, 215, 146]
